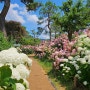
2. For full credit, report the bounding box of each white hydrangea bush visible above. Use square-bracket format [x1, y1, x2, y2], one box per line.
[59, 33, 90, 87]
[0, 47, 32, 90]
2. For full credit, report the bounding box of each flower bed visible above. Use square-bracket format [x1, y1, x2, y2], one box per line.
[34, 29, 90, 89]
[0, 47, 32, 90]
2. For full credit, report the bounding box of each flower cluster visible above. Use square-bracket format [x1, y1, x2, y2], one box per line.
[0, 47, 32, 90]
[59, 30, 90, 87]
[49, 34, 77, 69]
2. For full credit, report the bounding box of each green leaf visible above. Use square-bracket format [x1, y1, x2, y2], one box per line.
[0, 65, 12, 80]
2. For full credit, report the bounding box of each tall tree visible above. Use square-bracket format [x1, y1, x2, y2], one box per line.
[59, 0, 89, 41]
[0, 0, 39, 37]
[38, 1, 58, 41]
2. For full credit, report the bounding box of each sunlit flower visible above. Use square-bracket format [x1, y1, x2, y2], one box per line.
[60, 64, 64, 67]
[16, 64, 30, 78]
[62, 59, 68, 62]
[16, 83, 25, 90]
[83, 81, 88, 86]
[80, 58, 86, 64]
[68, 56, 73, 60]
[11, 68, 21, 80]
[77, 47, 83, 52]
[77, 70, 81, 74]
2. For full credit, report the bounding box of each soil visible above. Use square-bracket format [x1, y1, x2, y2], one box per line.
[28, 55, 65, 90]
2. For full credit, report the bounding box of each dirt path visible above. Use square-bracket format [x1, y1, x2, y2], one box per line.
[28, 56, 55, 90]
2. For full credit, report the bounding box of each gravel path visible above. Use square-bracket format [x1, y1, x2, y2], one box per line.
[28, 56, 55, 90]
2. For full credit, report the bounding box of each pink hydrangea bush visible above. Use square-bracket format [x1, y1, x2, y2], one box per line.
[58, 29, 90, 87]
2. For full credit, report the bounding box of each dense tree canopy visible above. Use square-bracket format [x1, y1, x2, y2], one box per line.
[5, 20, 28, 40]
[53, 0, 90, 41]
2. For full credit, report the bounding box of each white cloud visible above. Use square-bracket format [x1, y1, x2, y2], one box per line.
[27, 14, 38, 22]
[19, 7, 38, 22]
[5, 3, 38, 24]
[6, 3, 25, 23]
[38, 30, 50, 39]
[39, 33, 50, 39]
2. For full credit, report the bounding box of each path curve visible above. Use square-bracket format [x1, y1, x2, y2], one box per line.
[28, 56, 55, 90]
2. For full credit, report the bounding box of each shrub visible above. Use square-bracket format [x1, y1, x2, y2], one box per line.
[0, 32, 12, 51]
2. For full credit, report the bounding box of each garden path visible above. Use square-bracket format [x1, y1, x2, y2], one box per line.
[28, 55, 65, 90]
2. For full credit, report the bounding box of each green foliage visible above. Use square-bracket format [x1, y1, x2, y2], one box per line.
[60, 62, 76, 81]
[55, 0, 90, 41]
[26, 2, 41, 11]
[0, 65, 24, 90]
[21, 48, 34, 54]
[0, 32, 12, 51]
[0, 65, 16, 90]
[20, 36, 40, 45]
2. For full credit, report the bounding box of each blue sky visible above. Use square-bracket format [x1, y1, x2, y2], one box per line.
[0, 0, 66, 39]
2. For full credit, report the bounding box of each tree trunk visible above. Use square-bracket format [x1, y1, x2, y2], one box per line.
[55, 30, 56, 39]
[48, 19, 51, 41]
[68, 30, 72, 41]
[0, 0, 10, 37]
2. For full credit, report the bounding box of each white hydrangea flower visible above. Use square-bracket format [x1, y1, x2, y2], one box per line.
[60, 64, 64, 67]
[62, 59, 68, 62]
[77, 58, 80, 61]
[63, 68, 66, 71]
[64, 66, 68, 69]
[83, 81, 88, 86]
[16, 64, 30, 78]
[77, 41, 83, 47]
[66, 70, 69, 73]
[85, 50, 90, 55]
[77, 70, 81, 74]
[77, 47, 83, 52]
[80, 58, 86, 64]
[68, 56, 73, 60]
[71, 61, 77, 65]
[74, 55, 80, 60]
[62, 73, 65, 76]
[11, 68, 21, 80]
[83, 37, 90, 47]
[16, 83, 25, 90]
[0, 63, 4, 67]
[88, 59, 90, 64]
[79, 34, 87, 39]
[67, 67, 71, 71]
[0, 47, 31, 90]
[74, 64, 79, 70]
[27, 58, 32, 67]
[0, 47, 32, 67]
